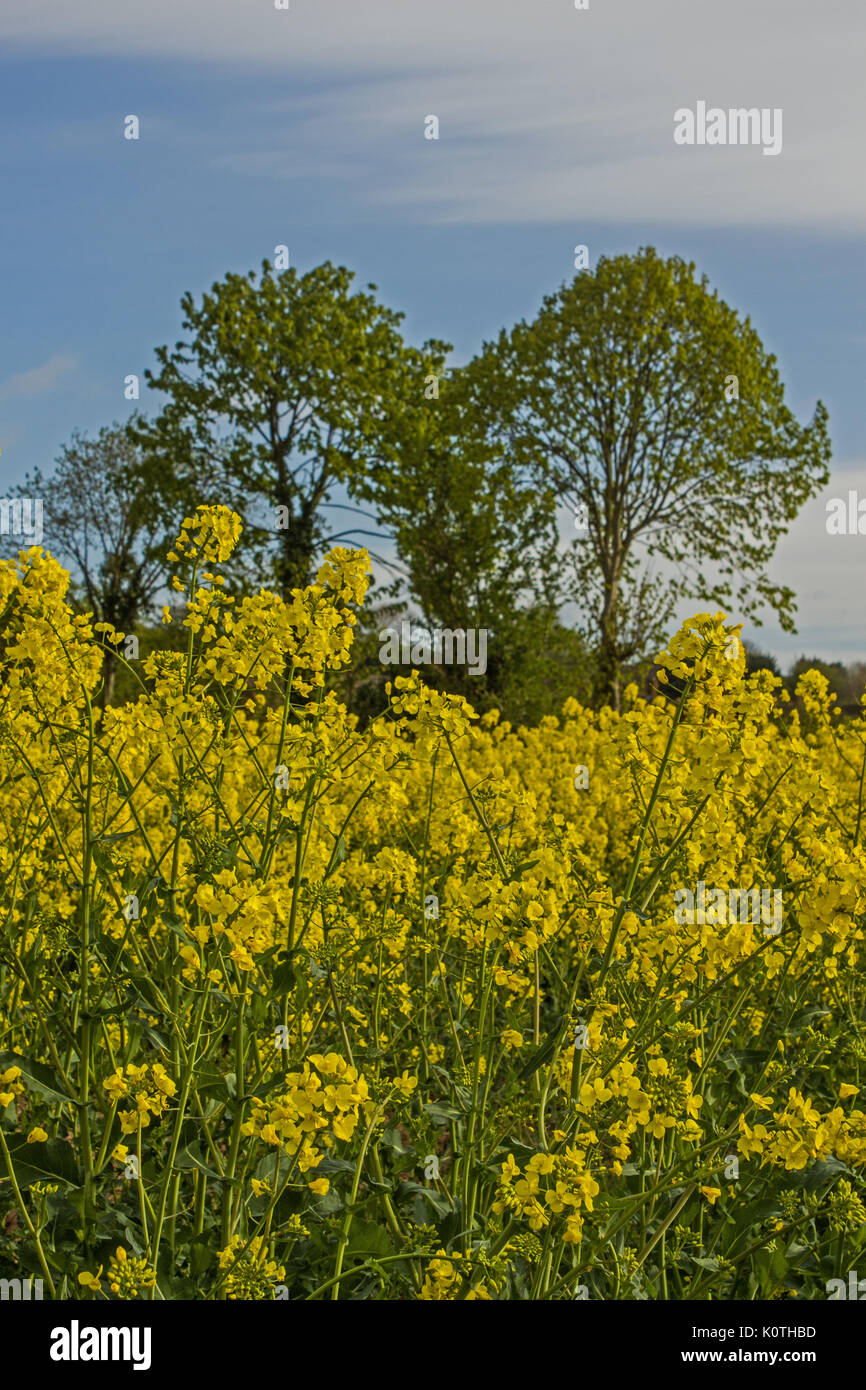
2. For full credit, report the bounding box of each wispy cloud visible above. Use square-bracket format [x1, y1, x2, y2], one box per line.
[724, 468, 866, 664]
[0, 355, 78, 400]
[2, 0, 865, 230]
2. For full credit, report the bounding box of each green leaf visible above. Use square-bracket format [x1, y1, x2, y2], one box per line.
[271, 958, 298, 997]
[0, 1053, 74, 1106]
[4, 1136, 81, 1189]
[161, 912, 194, 946]
[195, 1064, 232, 1102]
[398, 1180, 452, 1219]
[721, 1048, 771, 1072]
[141, 1023, 170, 1053]
[796, 1158, 851, 1190]
[379, 1125, 412, 1158]
[770, 1242, 789, 1281]
[421, 1101, 460, 1124]
[188, 1240, 217, 1276]
[159, 1276, 197, 1300]
[515, 1015, 567, 1082]
[346, 1219, 392, 1260]
[731, 1198, 780, 1237]
[508, 858, 539, 879]
[324, 835, 347, 880]
[314, 1156, 356, 1175]
[174, 1144, 225, 1181]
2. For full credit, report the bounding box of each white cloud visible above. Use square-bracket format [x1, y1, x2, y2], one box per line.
[2, 0, 864, 229]
[701, 467, 866, 665]
[0, 355, 78, 400]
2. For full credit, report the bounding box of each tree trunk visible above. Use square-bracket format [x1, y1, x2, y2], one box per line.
[594, 569, 622, 711]
[276, 506, 317, 598]
[100, 651, 117, 710]
[594, 628, 621, 711]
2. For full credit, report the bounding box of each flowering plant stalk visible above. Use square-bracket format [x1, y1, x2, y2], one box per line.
[0, 513, 864, 1300]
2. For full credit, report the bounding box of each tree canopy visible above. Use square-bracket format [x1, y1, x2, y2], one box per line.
[462, 248, 832, 706]
[136, 260, 446, 596]
[13, 248, 837, 718]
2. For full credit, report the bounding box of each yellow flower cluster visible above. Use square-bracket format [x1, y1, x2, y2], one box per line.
[419, 1249, 496, 1300]
[106, 1247, 157, 1297]
[494, 1148, 600, 1244]
[103, 1063, 177, 1134]
[241, 1053, 369, 1171]
[3, 514, 866, 1301]
[168, 504, 242, 566]
[193, 869, 285, 973]
[738, 1088, 866, 1170]
[0, 1065, 25, 1109]
[217, 1235, 286, 1300]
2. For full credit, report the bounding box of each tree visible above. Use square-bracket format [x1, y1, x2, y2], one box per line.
[7, 419, 175, 705]
[136, 260, 444, 597]
[463, 248, 832, 709]
[742, 640, 781, 677]
[354, 370, 594, 722]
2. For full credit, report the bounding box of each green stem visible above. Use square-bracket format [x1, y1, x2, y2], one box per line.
[0, 1125, 57, 1297]
[331, 1101, 387, 1300]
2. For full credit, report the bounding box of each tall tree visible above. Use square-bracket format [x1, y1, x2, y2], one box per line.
[136, 260, 444, 596]
[6, 418, 175, 705]
[355, 370, 593, 721]
[463, 248, 832, 708]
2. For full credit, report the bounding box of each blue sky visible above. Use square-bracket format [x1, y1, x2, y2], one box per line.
[2, 0, 865, 664]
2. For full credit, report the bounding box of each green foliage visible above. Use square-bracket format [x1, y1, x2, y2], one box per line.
[5, 418, 180, 705]
[356, 365, 591, 722]
[137, 260, 446, 596]
[785, 656, 866, 712]
[462, 247, 832, 707]
[743, 641, 781, 677]
[11, 251, 842, 721]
